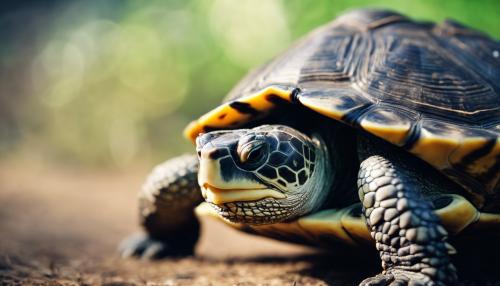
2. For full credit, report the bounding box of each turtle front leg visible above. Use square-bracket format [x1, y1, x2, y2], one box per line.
[358, 155, 457, 286]
[119, 154, 203, 259]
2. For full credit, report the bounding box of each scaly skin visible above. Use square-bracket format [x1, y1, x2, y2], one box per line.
[358, 155, 457, 286]
[119, 154, 202, 259]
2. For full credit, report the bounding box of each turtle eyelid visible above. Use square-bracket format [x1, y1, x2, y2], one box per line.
[237, 140, 268, 167]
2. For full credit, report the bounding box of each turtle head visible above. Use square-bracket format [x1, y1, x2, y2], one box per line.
[196, 124, 331, 225]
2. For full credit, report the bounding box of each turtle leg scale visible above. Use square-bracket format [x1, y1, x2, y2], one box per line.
[119, 154, 203, 259]
[358, 155, 458, 286]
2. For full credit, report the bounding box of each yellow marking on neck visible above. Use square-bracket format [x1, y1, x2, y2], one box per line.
[183, 86, 294, 143]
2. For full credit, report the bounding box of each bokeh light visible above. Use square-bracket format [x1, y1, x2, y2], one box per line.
[209, 0, 291, 68]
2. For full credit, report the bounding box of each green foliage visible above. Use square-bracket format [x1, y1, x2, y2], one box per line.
[3, 0, 499, 167]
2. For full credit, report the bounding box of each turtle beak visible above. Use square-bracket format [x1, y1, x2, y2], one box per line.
[196, 132, 286, 204]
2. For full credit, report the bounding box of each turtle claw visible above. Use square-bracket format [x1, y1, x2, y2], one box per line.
[360, 270, 439, 286]
[119, 233, 194, 260]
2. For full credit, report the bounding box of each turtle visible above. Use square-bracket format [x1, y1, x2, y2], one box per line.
[119, 9, 500, 286]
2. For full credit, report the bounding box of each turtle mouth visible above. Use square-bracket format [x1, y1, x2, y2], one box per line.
[201, 183, 286, 205]
[208, 198, 290, 225]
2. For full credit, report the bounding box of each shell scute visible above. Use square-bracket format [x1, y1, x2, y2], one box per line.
[363, 34, 497, 119]
[297, 88, 372, 121]
[359, 106, 418, 146]
[409, 120, 463, 170]
[298, 34, 357, 84]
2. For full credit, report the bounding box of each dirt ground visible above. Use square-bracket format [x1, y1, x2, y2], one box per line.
[0, 162, 499, 286]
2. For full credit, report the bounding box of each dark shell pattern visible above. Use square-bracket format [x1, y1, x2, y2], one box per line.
[186, 10, 500, 205]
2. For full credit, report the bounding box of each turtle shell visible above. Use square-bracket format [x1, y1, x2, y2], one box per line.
[184, 9, 500, 206]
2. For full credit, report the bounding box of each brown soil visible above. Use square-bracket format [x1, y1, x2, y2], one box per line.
[0, 162, 498, 286]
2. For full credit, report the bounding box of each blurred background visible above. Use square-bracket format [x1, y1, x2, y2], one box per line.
[1, 0, 500, 170]
[1, 1, 500, 284]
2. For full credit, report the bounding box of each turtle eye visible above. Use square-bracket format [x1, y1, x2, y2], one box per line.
[238, 141, 268, 167]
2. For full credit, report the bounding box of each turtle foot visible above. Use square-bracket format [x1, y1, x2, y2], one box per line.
[360, 270, 441, 286]
[118, 233, 194, 260]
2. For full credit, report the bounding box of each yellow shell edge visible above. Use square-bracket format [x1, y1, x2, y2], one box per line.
[435, 194, 479, 234]
[183, 86, 294, 143]
[360, 119, 411, 146]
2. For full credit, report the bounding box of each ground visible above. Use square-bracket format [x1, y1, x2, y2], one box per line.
[0, 162, 499, 286]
